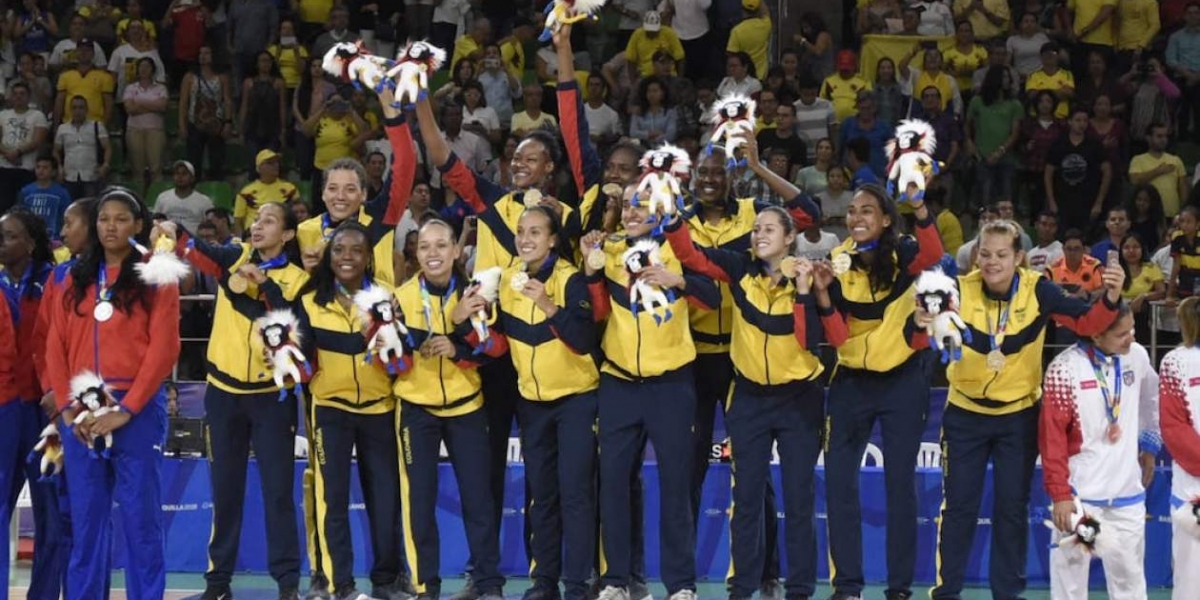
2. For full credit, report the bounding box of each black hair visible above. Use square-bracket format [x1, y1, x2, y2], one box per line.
[851, 184, 902, 292]
[67, 186, 152, 316]
[1061, 228, 1086, 244]
[758, 205, 797, 236]
[304, 220, 375, 305]
[253, 201, 303, 266]
[1145, 121, 1169, 138]
[196, 221, 217, 231]
[35, 154, 57, 168]
[1030, 89, 1057, 115]
[1118, 231, 1148, 290]
[9, 80, 29, 94]
[520, 129, 562, 170]
[297, 56, 319, 117]
[981, 66, 1008, 105]
[520, 205, 573, 261]
[1129, 184, 1165, 227]
[1037, 209, 1059, 222]
[206, 206, 232, 224]
[0, 208, 54, 275]
[637, 75, 672, 109]
[1040, 41, 1060, 54]
[1106, 204, 1129, 219]
[135, 56, 157, 79]
[847, 137, 870, 163]
[797, 74, 820, 90]
[459, 79, 487, 108]
[727, 51, 756, 79]
[250, 50, 281, 80]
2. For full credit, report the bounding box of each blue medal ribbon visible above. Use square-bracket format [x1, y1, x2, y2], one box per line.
[419, 274, 456, 333]
[988, 274, 1020, 354]
[1083, 344, 1122, 426]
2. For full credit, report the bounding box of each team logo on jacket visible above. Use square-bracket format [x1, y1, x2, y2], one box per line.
[1123, 370, 1135, 386]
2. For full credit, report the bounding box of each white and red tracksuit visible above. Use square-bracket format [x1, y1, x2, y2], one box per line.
[1040, 341, 1161, 600]
[1159, 345, 1200, 600]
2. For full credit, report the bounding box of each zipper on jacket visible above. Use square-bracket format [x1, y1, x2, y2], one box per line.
[438, 300, 449, 405]
[529, 302, 542, 400]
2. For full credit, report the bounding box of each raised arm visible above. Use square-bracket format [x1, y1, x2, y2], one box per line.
[902, 205, 944, 274]
[414, 95, 506, 214]
[1034, 275, 1121, 335]
[554, 25, 602, 203]
[364, 89, 417, 227]
[663, 217, 743, 283]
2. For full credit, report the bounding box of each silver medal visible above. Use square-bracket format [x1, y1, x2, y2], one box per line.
[986, 349, 1006, 371]
[93, 301, 114, 322]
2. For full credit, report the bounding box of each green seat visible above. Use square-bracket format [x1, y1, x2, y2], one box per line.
[197, 181, 235, 211]
[145, 180, 174, 208]
[295, 180, 312, 207]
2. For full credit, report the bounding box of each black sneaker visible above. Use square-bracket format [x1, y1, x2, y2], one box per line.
[201, 586, 234, 600]
[374, 582, 415, 600]
[306, 575, 333, 600]
[278, 588, 301, 600]
[885, 593, 913, 600]
[522, 584, 562, 600]
[450, 576, 480, 600]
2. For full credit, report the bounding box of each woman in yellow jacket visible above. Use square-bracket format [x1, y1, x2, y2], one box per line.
[394, 219, 508, 600]
[167, 201, 310, 599]
[492, 205, 599, 600]
[294, 220, 409, 600]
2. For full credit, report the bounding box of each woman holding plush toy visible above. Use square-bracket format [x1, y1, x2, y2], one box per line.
[42, 187, 180, 600]
[918, 219, 1123, 600]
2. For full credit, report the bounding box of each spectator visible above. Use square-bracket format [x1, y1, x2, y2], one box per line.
[311, 5, 355, 62]
[155, 160, 214, 233]
[954, 0, 1011, 40]
[48, 14, 107, 73]
[498, 19, 536, 77]
[54, 41, 114, 126]
[204, 207, 236, 244]
[293, 58, 337, 182]
[626, 11, 685, 78]
[123, 57, 168, 189]
[1115, 0, 1160, 71]
[227, 0, 279, 92]
[288, 197, 311, 223]
[1151, 214, 1178, 276]
[1122, 54, 1181, 145]
[994, 198, 1033, 249]
[659, 0, 714, 81]
[53, 96, 110, 200]
[13, 0, 58, 57]
[873, 57, 907, 126]
[779, 48, 803, 92]
[900, 46, 963, 116]
[435, 0, 475, 63]
[180, 45, 234, 180]
[1075, 49, 1126, 116]
[629, 77, 679, 144]
[7, 53, 53, 114]
[821, 50, 872, 121]
[405, 0, 434, 41]
[1066, 0, 1118, 76]
[845, 137, 881, 188]
[511, 84, 558, 137]
[1088, 94, 1127, 178]
[238, 51, 287, 175]
[1166, 3, 1200, 142]
[838, 90, 893, 178]
[793, 137, 833, 195]
[945, 21, 989, 93]
[269, 19, 309, 103]
[738, 147, 792, 204]
[726, 0, 771, 78]
[956, 204, 1000, 271]
[1027, 211, 1064, 273]
[438, 102, 492, 175]
[652, 52, 696, 124]
[394, 181, 432, 246]
[78, 0, 122, 50]
[233, 150, 298, 235]
[795, 79, 837, 164]
[460, 80, 502, 147]
[107, 20, 166, 109]
[1168, 205, 1200, 299]
[434, 59, 478, 108]
[929, 187, 964, 254]
[583, 74, 623, 147]
[914, 0, 956, 35]
[1119, 232, 1165, 338]
[757, 102, 807, 179]
[116, 0, 156, 44]
[898, 5, 923, 35]
[857, 0, 901, 35]
[613, 0, 657, 49]
[364, 150, 387, 199]
[1090, 204, 1131, 260]
[1045, 106, 1112, 234]
[1019, 91, 1065, 212]
[1047, 228, 1105, 300]
[970, 41, 1021, 98]
[16, 156, 71, 240]
[1007, 12, 1053, 78]
[0, 82, 49, 211]
[484, 135, 519, 188]
[1129, 122, 1190, 217]
[161, 0, 208, 86]
[304, 92, 368, 204]
[716, 51, 762, 97]
[601, 51, 635, 109]
[754, 88, 779, 131]
[818, 164, 852, 237]
[1025, 41, 1075, 118]
[478, 44, 521, 128]
[795, 222, 841, 257]
[795, 12, 834, 82]
[1129, 184, 1167, 250]
[919, 86, 962, 168]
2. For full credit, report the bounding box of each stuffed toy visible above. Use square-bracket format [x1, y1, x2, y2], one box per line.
[1173, 497, 1200, 540]
[322, 41, 397, 95]
[26, 421, 64, 480]
[469, 266, 503, 351]
[623, 239, 676, 325]
[706, 93, 756, 169]
[1045, 498, 1113, 559]
[914, 267, 971, 363]
[885, 119, 940, 203]
[538, 0, 607, 42]
[130, 234, 190, 285]
[69, 371, 116, 458]
[354, 285, 412, 375]
[633, 145, 691, 231]
[386, 41, 447, 107]
[253, 309, 312, 401]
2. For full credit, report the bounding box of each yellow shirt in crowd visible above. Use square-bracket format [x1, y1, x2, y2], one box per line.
[727, 14, 773, 78]
[269, 44, 309, 89]
[953, 0, 1011, 39]
[1129, 152, 1187, 217]
[820, 74, 872, 121]
[1116, 0, 1160, 50]
[944, 44, 989, 92]
[1068, 0, 1117, 46]
[234, 179, 300, 231]
[626, 26, 685, 77]
[1025, 68, 1074, 118]
[313, 116, 359, 171]
[57, 69, 114, 122]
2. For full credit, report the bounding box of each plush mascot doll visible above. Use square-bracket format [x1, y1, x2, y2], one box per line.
[468, 266, 503, 352]
[706, 93, 756, 169]
[623, 239, 676, 325]
[885, 119, 940, 203]
[538, 0, 607, 42]
[69, 371, 116, 458]
[1172, 497, 1200, 540]
[914, 267, 972, 363]
[322, 41, 397, 95]
[633, 144, 691, 231]
[130, 234, 190, 285]
[386, 41, 447, 107]
[253, 309, 312, 401]
[354, 286, 412, 374]
[26, 421, 64, 480]
[1046, 498, 1113, 559]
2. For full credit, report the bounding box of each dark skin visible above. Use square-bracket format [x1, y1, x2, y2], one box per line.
[0, 215, 33, 278]
[328, 229, 371, 311]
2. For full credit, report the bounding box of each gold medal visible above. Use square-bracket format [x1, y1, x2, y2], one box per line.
[586, 248, 607, 271]
[1107, 423, 1122, 443]
[986, 349, 1006, 371]
[602, 183, 622, 197]
[510, 271, 530, 292]
[227, 273, 249, 294]
[523, 188, 543, 208]
[832, 253, 852, 276]
[780, 256, 798, 279]
[93, 301, 114, 322]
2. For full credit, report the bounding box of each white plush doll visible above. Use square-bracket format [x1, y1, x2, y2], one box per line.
[634, 145, 691, 228]
[914, 267, 972, 364]
[253, 309, 312, 401]
[538, 0, 607, 42]
[129, 234, 190, 285]
[386, 41, 447, 108]
[1172, 497, 1200, 540]
[69, 371, 116, 458]
[706, 94, 756, 169]
[623, 240, 676, 325]
[26, 422, 64, 480]
[1045, 498, 1114, 559]
[354, 286, 412, 375]
[885, 119, 940, 203]
[322, 41, 397, 95]
[469, 266, 503, 351]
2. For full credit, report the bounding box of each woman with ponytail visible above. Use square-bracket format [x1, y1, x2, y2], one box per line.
[43, 187, 180, 600]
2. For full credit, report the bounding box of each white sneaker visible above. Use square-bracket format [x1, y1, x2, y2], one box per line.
[597, 586, 631, 600]
[666, 590, 696, 600]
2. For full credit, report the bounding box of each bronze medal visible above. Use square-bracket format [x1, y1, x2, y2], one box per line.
[986, 349, 1006, 371]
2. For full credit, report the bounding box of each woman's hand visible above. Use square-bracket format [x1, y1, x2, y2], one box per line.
[239, 263, 268, 284]
[90, 410, 132, 437]
[638, 265, 685, 290]
[521, 278, 557, 315]
[1130, 294, 1146, 314]
[913, 302, 934, 329]
[1101, 262, 1125, 303]
[792, 257, 813, 294]
[420, 335, 456, 358]
[451, 291, 489, 325]
[810, 259, 836, 291]
[1052, 499, 1077, 533]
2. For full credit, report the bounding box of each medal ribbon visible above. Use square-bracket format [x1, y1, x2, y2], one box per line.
[988, 274, 1019, 354]
[321, 214, 339, 242]
[97, 263, 112, 304]
[1085, 344, 1122, 425]
[419, 274, 456, 332]
[853, 240, 880, 253]
[256, 253, 290, 272]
